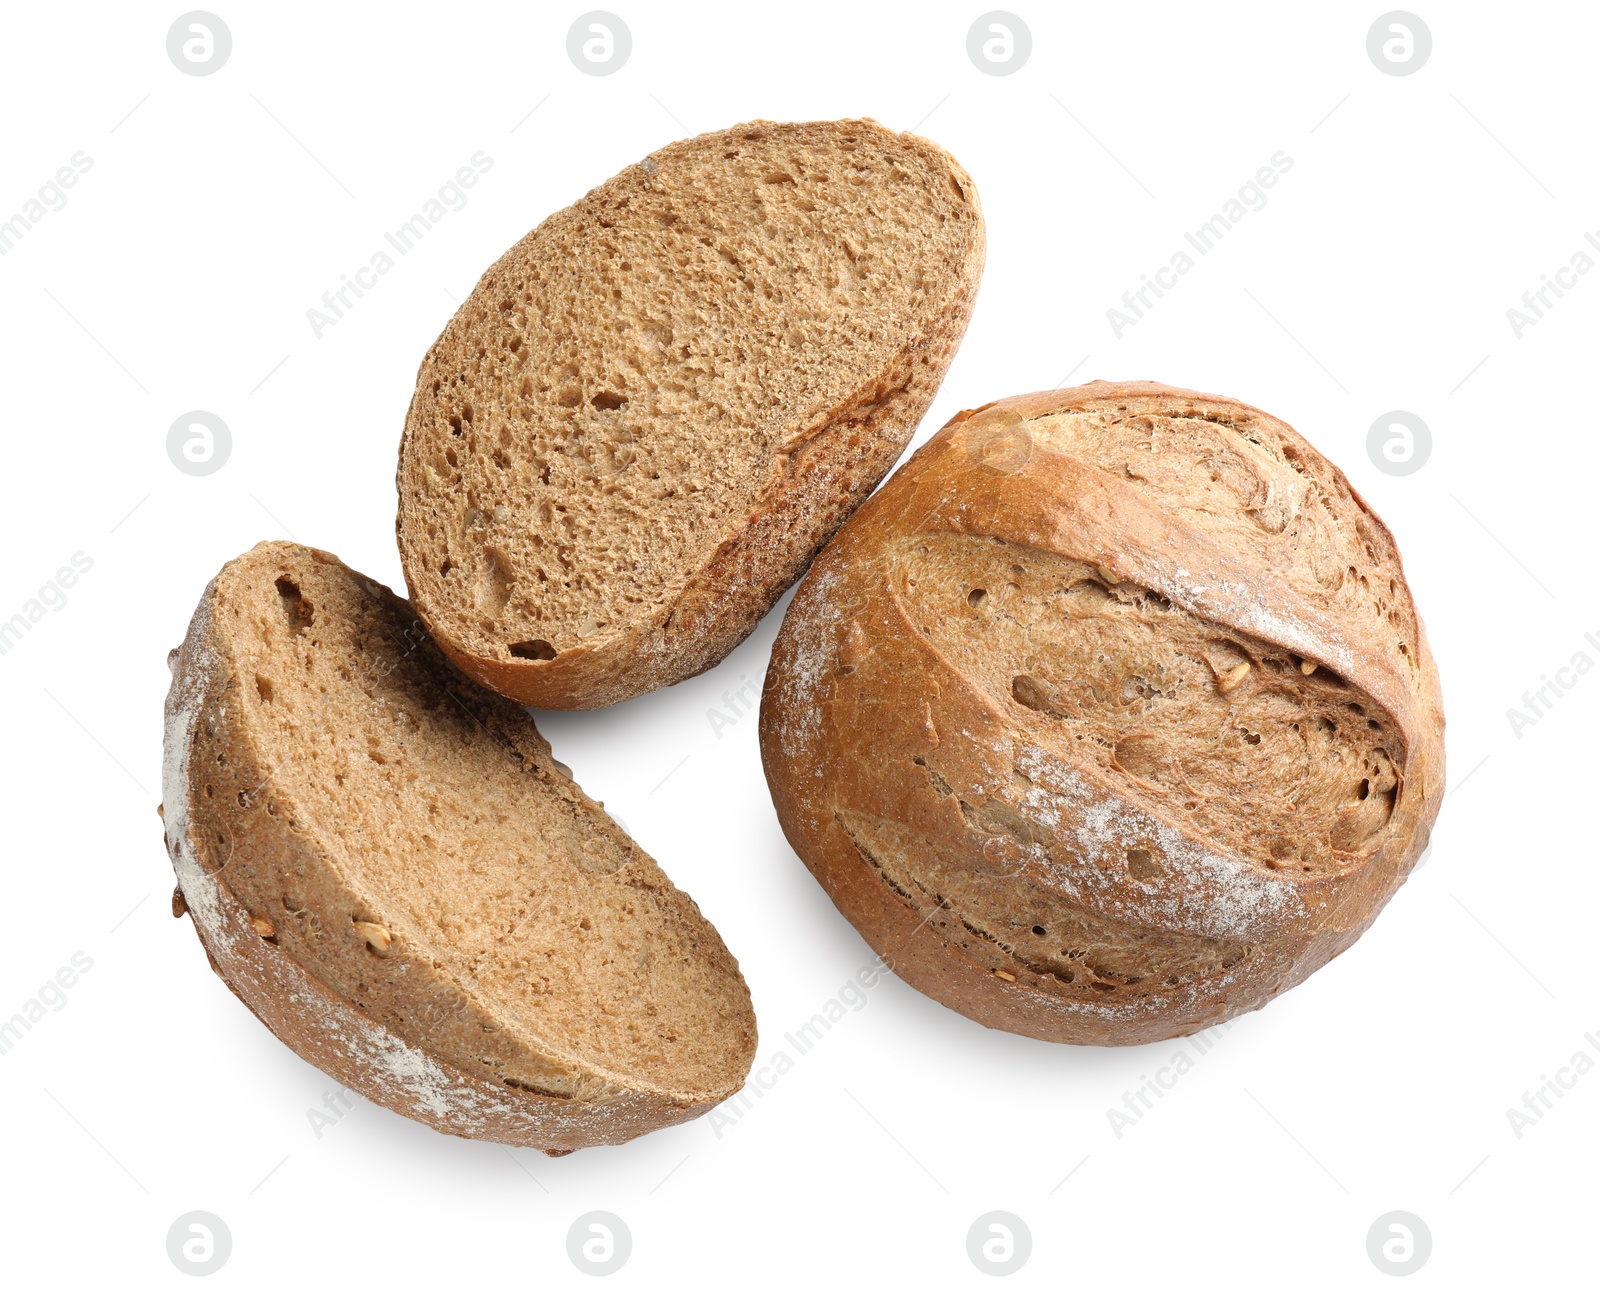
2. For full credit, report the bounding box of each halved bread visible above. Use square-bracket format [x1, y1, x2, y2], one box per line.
[161, 542, 756, 1151]
[397, 118, 985, 708]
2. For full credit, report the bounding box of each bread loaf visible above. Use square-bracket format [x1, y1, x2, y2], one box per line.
[163, 542, 756, 1150]
[759, 381, 1445, 1044]
[397, 118, 984, 709]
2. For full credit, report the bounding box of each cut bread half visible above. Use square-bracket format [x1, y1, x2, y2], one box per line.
[161, 542, 756, 1152]
[397, 117, 985, 708]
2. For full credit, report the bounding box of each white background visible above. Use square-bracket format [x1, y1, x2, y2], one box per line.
[1, 1, 1595, 1282]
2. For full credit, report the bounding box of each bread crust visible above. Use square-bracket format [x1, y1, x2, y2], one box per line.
[163, 543, 752, 1150]
[760, 382, 1446, 1045]
[397, 119, 985, 709]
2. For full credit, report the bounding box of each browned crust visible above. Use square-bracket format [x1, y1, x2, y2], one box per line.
[759, 381, 1446, 1045]
[162, 543, 752, 1150]
[397, 119, 986, 709]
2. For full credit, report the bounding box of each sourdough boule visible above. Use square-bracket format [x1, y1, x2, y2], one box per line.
[759, 381, 1445, 1045]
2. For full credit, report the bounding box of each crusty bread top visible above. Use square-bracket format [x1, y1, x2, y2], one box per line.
[165, 542, 756, 1121]
[397, 118, 982, 699]
[760, 382, 1445, 1042]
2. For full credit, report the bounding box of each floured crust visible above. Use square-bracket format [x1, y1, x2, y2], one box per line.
[759, 381, 1446, 1045]
[162, 544, 753, 1150]
[396, 118, 986, 709]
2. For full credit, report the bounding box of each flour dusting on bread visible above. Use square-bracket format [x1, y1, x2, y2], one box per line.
[760, 381, 1445, 1045]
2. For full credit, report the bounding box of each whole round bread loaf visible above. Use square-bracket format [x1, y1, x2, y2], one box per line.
[759, 381, 1445, 1044]
[397, 118, 984, 709]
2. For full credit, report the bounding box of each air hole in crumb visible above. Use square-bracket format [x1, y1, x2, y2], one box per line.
[1358, 778, 1371, 800]
[275, 577, 314, 634]
[1010, 675, 1054, 713]
[590, 390, 628, 411]
[1031, 925, 1046, 936]
[255, 675, 274, 703]
[967, 587, 987, 608]
[510, 639, 558, 661]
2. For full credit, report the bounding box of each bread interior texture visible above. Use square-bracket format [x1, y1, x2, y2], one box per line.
[401, 120, 978, 660]
[204, 547, 752, 1101]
